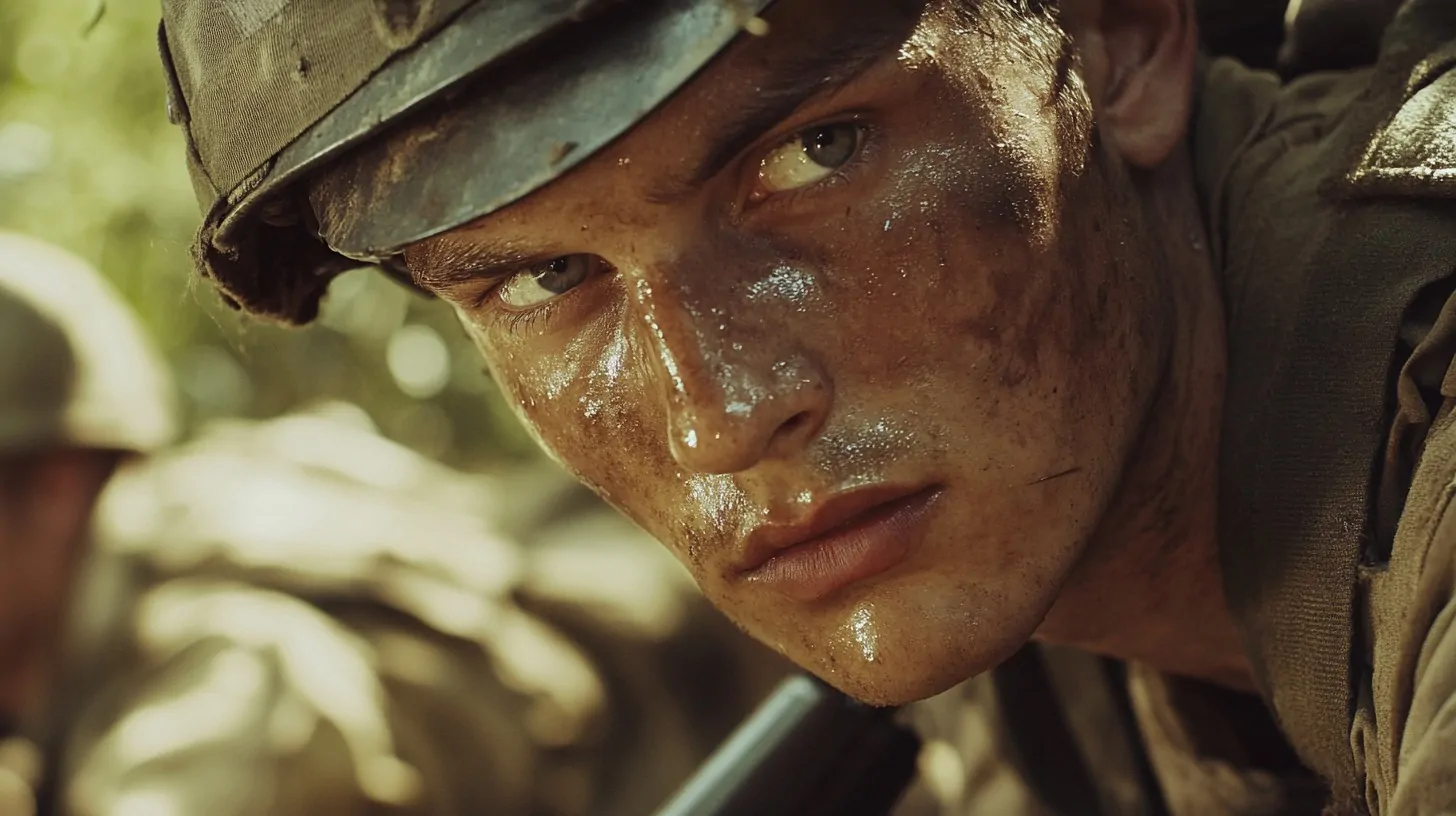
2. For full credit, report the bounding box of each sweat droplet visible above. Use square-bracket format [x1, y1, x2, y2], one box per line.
[746, 266, 819, 314]
[850, 606, 878, 662]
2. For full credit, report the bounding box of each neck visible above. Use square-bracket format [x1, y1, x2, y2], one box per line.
[1036, 153, 1253, 693]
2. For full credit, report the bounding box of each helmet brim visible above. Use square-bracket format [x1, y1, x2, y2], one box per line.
[236, 0, 775, 265]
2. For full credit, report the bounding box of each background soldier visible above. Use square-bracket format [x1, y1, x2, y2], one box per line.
[0, 231, 177, 816]
[0, 231, 787, 815]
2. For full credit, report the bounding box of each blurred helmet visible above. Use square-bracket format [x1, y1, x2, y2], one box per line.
[157, 0, 776, 324]
[0, 232, 178, 455]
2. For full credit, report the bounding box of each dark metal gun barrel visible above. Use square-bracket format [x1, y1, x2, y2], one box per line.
[654, 673, 922, 816]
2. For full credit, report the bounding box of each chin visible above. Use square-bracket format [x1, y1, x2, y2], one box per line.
[820, 662, 972, 708]
[824, 636, 1032, 707]
[794, 575, 1050, 707]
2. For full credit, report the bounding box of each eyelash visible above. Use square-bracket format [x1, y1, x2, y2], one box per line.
[457, 264, 605, 335]
[496, 298, 564, 334]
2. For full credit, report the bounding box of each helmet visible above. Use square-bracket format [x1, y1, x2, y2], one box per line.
[158, 0, 775, 324]
[0, 233, 178, 455]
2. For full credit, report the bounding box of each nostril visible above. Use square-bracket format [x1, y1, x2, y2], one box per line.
[760, 407, 824, 464]
[777, 410, 813, 438]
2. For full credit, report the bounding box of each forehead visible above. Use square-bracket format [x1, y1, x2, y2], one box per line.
[313, 0, 928, 261]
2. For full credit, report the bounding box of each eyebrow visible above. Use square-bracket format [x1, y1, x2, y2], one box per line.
[407, 236, 539, 290]
[648, 24, 901, 202]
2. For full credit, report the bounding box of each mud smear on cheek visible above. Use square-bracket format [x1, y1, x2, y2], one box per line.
[676, 475, 765, 574]
[936, 80, 1092, 392]
[559, 320, 758, 577]
[574, 327, 629, 424]
[852, 75, 1063, 397]
[490, 316, 665, 541]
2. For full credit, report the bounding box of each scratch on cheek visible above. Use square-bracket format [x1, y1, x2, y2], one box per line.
[1027, 466, 1081, 486]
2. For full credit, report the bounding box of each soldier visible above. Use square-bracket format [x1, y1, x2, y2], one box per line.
[0, 233, 785, 815]
[156, 0, 1456, 814]
[0, 232, 178, 815]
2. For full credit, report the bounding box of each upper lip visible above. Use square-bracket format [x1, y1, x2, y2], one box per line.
[733, 483, 930, 575]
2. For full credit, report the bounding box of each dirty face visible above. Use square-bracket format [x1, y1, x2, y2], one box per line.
[402, 0, 1172, 705]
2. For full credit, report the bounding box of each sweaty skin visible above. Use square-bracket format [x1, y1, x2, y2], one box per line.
[397, 0, 1246, 705]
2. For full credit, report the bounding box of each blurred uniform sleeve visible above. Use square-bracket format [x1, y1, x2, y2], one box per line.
[47, 407, 785, 816]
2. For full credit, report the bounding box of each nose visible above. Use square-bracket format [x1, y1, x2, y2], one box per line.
[631, 277, 832, 475]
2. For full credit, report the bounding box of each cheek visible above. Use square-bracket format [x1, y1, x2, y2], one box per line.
[839, 60, 1141, 435]
[472, 312, 698, 550]
[772, 59, 1155, 577]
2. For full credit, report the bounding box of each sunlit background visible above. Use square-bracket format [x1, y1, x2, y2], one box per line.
[0, 0, 538, 471]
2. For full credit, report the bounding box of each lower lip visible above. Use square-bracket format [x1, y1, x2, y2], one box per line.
[744, 488, 943, 603]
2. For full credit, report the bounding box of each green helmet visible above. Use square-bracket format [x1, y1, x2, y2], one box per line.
[158, 0, 776, 324]
[0, 232, 178, 455]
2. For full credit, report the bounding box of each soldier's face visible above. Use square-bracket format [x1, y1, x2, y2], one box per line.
[404, 0, 1182, 705]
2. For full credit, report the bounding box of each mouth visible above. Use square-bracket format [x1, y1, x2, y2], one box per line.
[736, 484, 944, 603]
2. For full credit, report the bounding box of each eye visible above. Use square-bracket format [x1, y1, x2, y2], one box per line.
[756, 123, 863, 195]
[498, 255, 601, 309]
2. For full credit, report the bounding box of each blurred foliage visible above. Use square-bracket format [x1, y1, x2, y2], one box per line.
[0, 0, 540, 470]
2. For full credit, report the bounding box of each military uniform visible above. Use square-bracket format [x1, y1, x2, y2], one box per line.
[38, 407, 785, 816]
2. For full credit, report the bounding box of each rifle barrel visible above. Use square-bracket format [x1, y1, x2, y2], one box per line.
[654, 674, 922, 816]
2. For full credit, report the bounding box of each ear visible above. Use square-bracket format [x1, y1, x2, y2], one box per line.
[1061, 0, 1198, 168]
